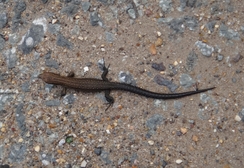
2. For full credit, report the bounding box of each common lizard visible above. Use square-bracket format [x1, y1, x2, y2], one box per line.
[39, 62, 215, 109]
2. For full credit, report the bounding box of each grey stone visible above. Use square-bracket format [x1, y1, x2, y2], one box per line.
[8, 143, 26, 163]
[179, 73, 195, 88]
[210, 3, 220, 15]
[48, 24, 60, 35]
[9, 34, 19, 44]
[45, 100, 60, 106]
[21, 82, 30, 92]
[118, 71, 136, 86]
[157, 17, 173, 24]
[154, 75, 178, 92]
[12, 1, 26, 31]
[31, 52, 41, 68]
[72, 0, 81, 5]
[0, 72, 8, 81]
[18, 25, 45, 54]
[174, 101, 183, 115]
[61, 4, 80, 16]
[97, 0, 115, 5]
[186, 50, 198, 71]
[3, 48, 18, 69]
[105, 31, 114, 43]
[98, 0, 108, 3]
[146, 114, 164, 131]
[178, 0, 187, 11]
[159, 0, 172, 12]
[0, 12, 7, 28]
[206, 21, 216, 32]
[169, 18, 185, 33]
[126, 4, 137, 19]
[238, 108, 244, 122]
[94, 147, 102, 156]
[14, 1, 26, 13]
[44, 50, 51, 59]
[127, 8, 136, 19]
[56, 34, 73, 49]
[184, 16, 198, 30]
[90, 11, 103, 27]
[0, 36, 5, 51]
[45, 58, 59, 69]
[81, 1, 91, 12]
[0, 93, 14, 112]
[219, 24, 240, 40]
[152, 62, 166, 71]
[71, 25, 80, 35]
[195, 41, 214, 57]
[0, 144, 4, 160]
[41, 0, 48, 3]
[187, 0, 197, 7]
[241, 26, 244, 34]
[15, 103, 27, 137]
[100, 150, 111, 164]
[63, 94, 75, 104]
[130, 153, 138, 164]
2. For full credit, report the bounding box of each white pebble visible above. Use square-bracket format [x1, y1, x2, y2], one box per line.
[148, 140, 154, 145]
[81, 160, 87, 167]
[42, 160, 50, 166]
[234, 115, 241, 122]
[83, 66, 89, 73]
[58, 139, 66, 146]
[176, 159, 183, 164]
[34, 145, 40, 152]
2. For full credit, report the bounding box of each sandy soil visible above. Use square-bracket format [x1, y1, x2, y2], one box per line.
[0, 0, 244, 167]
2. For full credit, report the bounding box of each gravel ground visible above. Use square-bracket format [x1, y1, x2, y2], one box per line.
[0, 0, 244, 167]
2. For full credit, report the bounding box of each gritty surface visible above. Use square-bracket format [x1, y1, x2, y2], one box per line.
[0, 0, 244, 168]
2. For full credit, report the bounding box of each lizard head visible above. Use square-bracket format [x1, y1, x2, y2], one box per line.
[38, 72, 59, 84]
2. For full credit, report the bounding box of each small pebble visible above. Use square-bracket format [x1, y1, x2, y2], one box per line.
[217, 54, 224, 61]
[219, 139, 224, 144]
[94, 147, 102, 156]
[58, 139, 66, 146]
[18, 138, 23, 142]
[34, 145, 40, 152]
[149, 43, 157, 55]
[152, 62, 166, 71]
[83, 66, 89, 73]
[155, 38, 163, 46]
[157, 31, 162, 36]
[78, 36, 84, 41]
[180, 127, 188, 134]
[176, 159, 183, 164]
[56, 158, 65, 164]
[81, 160, 87, 167]
[42, 160, 50, 166]
[192, 135, 199, 142]
[1, 127, 6, 133]
[148, 140, 154, 145]
[234, 115, 241, 122]
[57, 149, 63, 154]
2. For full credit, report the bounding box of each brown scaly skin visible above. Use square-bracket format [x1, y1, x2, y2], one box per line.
[39, 62, 215, 110]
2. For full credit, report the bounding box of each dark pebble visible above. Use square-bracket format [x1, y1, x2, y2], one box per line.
[56, 34, 73, 49]
[94, 147, 102, 156]
[151, 62, 166, 71]
[154, 75, 178, 92]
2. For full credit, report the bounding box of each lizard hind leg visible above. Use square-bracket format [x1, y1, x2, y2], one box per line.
[104, 90, 114, 111]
